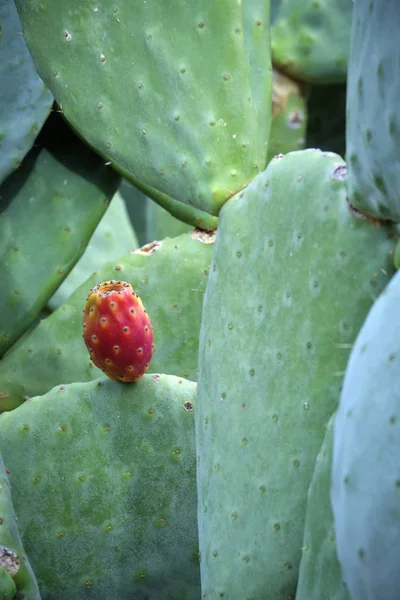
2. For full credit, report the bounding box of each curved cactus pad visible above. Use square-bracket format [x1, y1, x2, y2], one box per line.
[0, 375, 199, 599]
[332, 269, 400, 600]
[0, 115, 120, 356]
[271, 0, 352, 84]
[296, 415, 350, 600]
[49, 191, 139, 311]
[0, 231, 215, 412]
[14, 0, 272, 215]
[196, 150, 396, 599]
[346, 0, 400, 221]
[0, 452, 41, 600]
[0, 0, 53, 186]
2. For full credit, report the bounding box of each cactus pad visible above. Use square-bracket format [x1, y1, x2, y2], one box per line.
[15, 0, 272, 215]
[332, 269, 400, 600]
[0, 452, 41, 599]
[296, 415, 350, 600]
[196, 149, 396, 599]
[0, 114, 120, 356]
[346, 0, 400, 221]
[0, 375, 199, 599]
[49, 191, 138, 311]
[0, 232, 214, 411]
[271, 0, 352, 83]
[0, 0, 53, 186]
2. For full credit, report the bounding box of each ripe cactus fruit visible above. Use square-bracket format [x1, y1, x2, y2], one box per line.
[82, 281, 154, 383]
[331, 269, 400, 600]
[0, 231, 214, 412]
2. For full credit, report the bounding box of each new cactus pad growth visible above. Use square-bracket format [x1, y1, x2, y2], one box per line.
[82, 281, 154, 383]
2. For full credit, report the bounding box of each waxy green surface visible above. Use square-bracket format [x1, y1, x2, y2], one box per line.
[16, 0, 272, 215]
[0, 232, 214, 411]
[0, 375, 199, 599]
[196, 149, 397, 598]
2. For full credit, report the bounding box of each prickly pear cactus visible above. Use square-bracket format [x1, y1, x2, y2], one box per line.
[0, 452, 41, 599]
[271, 0, 353, 84]
[82, 280, 154, 382]
[268, 69, 307, 162]
[0, 114, 120, 356]
[0, 0, 53, 186]
[196, 150, 396, 599]
[346, 0, 400, 221]
[0, 375, 199, 599]
[15, 0, 273, 215]
[0, 565, 17, 600]
[49, 191, 138, 311]
[332, 268, 400, 600]
[0, 232, 214, 412]
[296, 414, 350, 600]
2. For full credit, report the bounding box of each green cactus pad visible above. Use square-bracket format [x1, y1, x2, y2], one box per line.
[0, 114, 120, 356]
[0, 375, 199, 599]
[271, 0, 352, 84]
[268, 69, 307, 162]
[48, 191, 138, 311]
[296, 415, 350, 600]
[332, 269, 400, 600]
[0, 452, 41, 599]
[0, 231, 214, 412]
[0, 0, 53, 186]
[0, 567, 16, 600]
[346, 0, 400, 221]
[15, 0, 272, 216]
[196, 150, 397, 599]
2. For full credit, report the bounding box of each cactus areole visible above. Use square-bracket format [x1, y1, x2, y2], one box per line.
[82, 280, 154, 382]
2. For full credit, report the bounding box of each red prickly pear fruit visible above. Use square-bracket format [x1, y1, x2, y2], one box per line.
[82, 280, 154, 383]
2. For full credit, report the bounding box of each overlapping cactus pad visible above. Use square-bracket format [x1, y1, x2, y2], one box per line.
[15, 0, 273, 215]
[0, 0, 53, 186]
[296, 415, 350, 600]
[49, 191, 139, 310]
[0, 452, 41, 599]
[332, 269, 400, 600]
[346, 0, 400, 222]
[0, 114, 120, 357]
[0, 375, 199, 599]
[271, 0, 353, 83]
[0, 232, 214, 412]
[196, 149, 397, 599]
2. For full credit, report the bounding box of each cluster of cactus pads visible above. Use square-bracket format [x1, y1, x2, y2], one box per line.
[1, 0, 399, 598]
